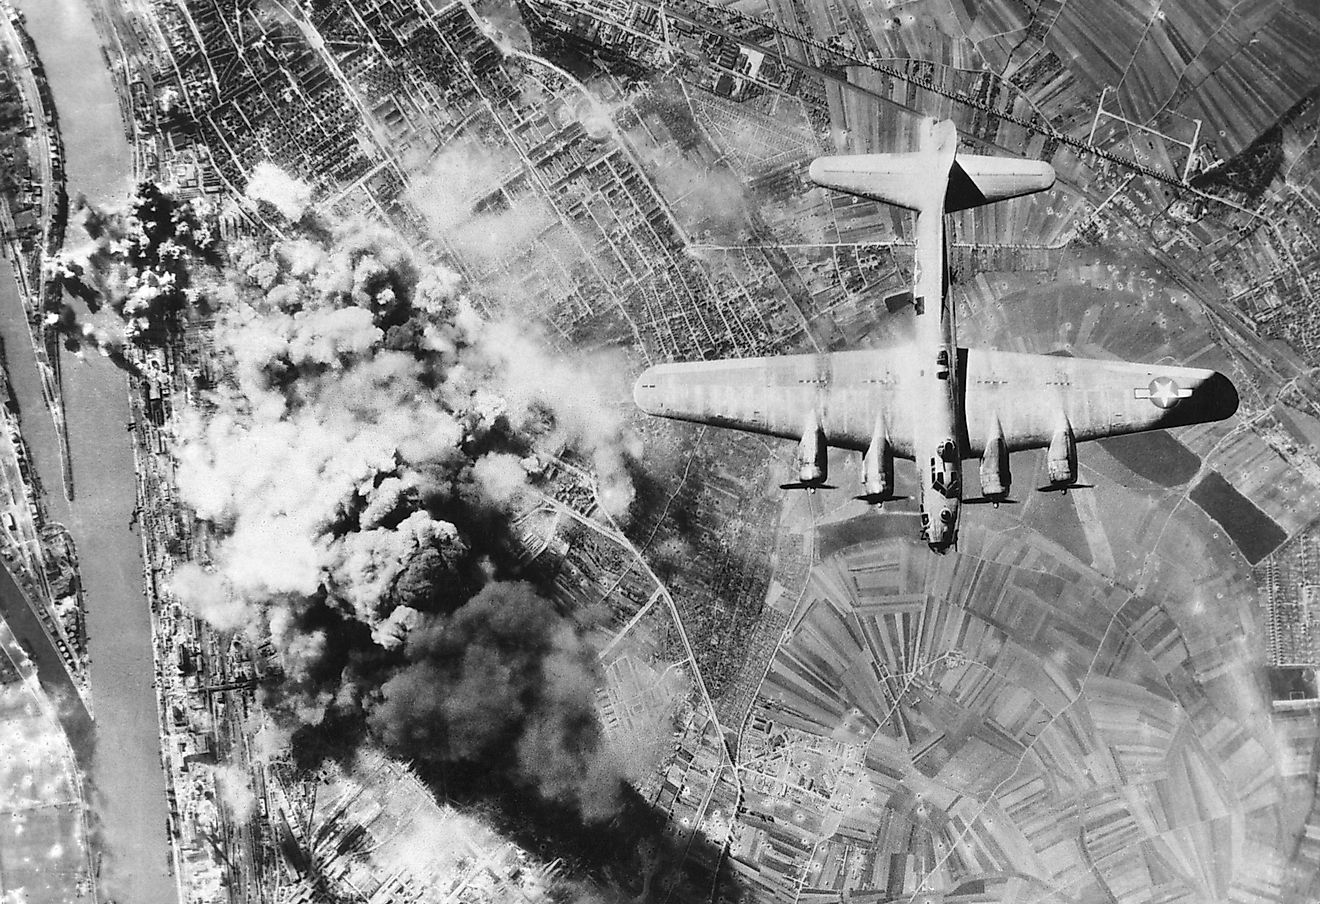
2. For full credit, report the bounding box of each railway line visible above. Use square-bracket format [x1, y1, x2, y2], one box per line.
[636, 0, 1198, 186]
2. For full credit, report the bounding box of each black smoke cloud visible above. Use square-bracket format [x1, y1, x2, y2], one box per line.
[45, 183, 219, 354]
[182, 217, 633, 818]
[69, 180, 637, 819]
[370, 581, 622, 819]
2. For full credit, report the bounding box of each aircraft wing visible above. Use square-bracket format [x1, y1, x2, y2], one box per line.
[634, 349, 915, 457]
[961, 349, 1239, 455]
[634, 348, 1237, 460]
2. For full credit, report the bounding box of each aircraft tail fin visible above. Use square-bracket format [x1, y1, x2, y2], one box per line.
[808, 119, 1055, 213]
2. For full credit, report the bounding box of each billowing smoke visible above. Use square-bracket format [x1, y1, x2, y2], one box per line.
[639, 143, 749, 234]
[209, 763, 258, 822]
[408, 139, 555, 268]
[44, 184, 218, 354]
[59, 176, 640, 819]
[161, 215, 635, 819]
[245, 161, 314, 220]
[369, 581, 624, 819]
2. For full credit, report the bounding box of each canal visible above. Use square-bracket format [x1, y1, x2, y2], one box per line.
[6, 2, 176, 903]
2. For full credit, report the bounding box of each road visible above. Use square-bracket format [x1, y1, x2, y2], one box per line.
[571, 0, 1311, 396]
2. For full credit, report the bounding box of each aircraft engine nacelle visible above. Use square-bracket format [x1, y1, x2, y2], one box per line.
[796, 418, 828, 486]
[862, 422, 893, 498]
[978, 431, 1010, 499]
[1047, 423, 1076, 486]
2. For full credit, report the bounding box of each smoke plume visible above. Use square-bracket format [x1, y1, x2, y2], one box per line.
[57, 175, 640, 819]
[370, 581, 624, 820]
[408, 139, 555, 268]
[44, 184, 218, 354]
[245, 161, 314, 220]
[161, 215, 634, 818]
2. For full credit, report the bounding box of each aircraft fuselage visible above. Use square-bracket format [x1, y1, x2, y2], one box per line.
[632, 119, 1238, 553]
[912, 206, 961, 551]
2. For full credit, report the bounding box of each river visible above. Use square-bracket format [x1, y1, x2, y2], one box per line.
[0, 258, 88, 750]
[6, 2, 176, 903]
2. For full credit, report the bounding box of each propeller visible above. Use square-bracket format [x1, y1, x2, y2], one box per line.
[853, 493, 909, 504]
[1034, 482, 1093, 494]
[780, 481, 837, 491]
[962, 496, 1018, 507]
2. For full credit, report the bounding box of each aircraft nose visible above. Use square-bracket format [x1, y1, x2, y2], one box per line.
[807, 157, 829, 187]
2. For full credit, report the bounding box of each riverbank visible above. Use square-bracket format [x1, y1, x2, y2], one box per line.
[0, 0, 72, 500]
[10, 1, 176, 903]
[0, 0, 88, 702]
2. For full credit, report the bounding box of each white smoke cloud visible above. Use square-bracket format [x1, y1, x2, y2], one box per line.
[251, 717, 292, 765]
[167, 563, 250, 633]
[476, 320, 639, 516]
[571, 94, 621, 140]
[327, 510, 455, 626]
[157, 218, 636, 817]
[210, 763, 258, 822]
[639, 143, 749, 234]
[473, 452, 535, 507]
[245, 162, 314, 220]
[371, 605, 422, 650]
[376, 799, 489, 876]
[43, 187, 218, 354]
[408, 140, 555, 267]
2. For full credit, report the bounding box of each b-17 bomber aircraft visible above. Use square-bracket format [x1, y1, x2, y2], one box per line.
[633, 118, 1239, 552]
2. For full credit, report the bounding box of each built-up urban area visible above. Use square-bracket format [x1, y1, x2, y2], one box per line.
[0, 0, 1317, 903]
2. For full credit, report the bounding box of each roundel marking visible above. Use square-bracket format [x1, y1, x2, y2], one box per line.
[1150, 377, 1180, 408]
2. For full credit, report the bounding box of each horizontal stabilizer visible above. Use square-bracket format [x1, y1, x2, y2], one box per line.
[809, 151, 937, 212]
[946, 154, 1056, 212]
[808, 119, 1055, 213]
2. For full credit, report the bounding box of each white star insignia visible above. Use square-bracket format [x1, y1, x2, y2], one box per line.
[1134, 377, 1192, 409]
